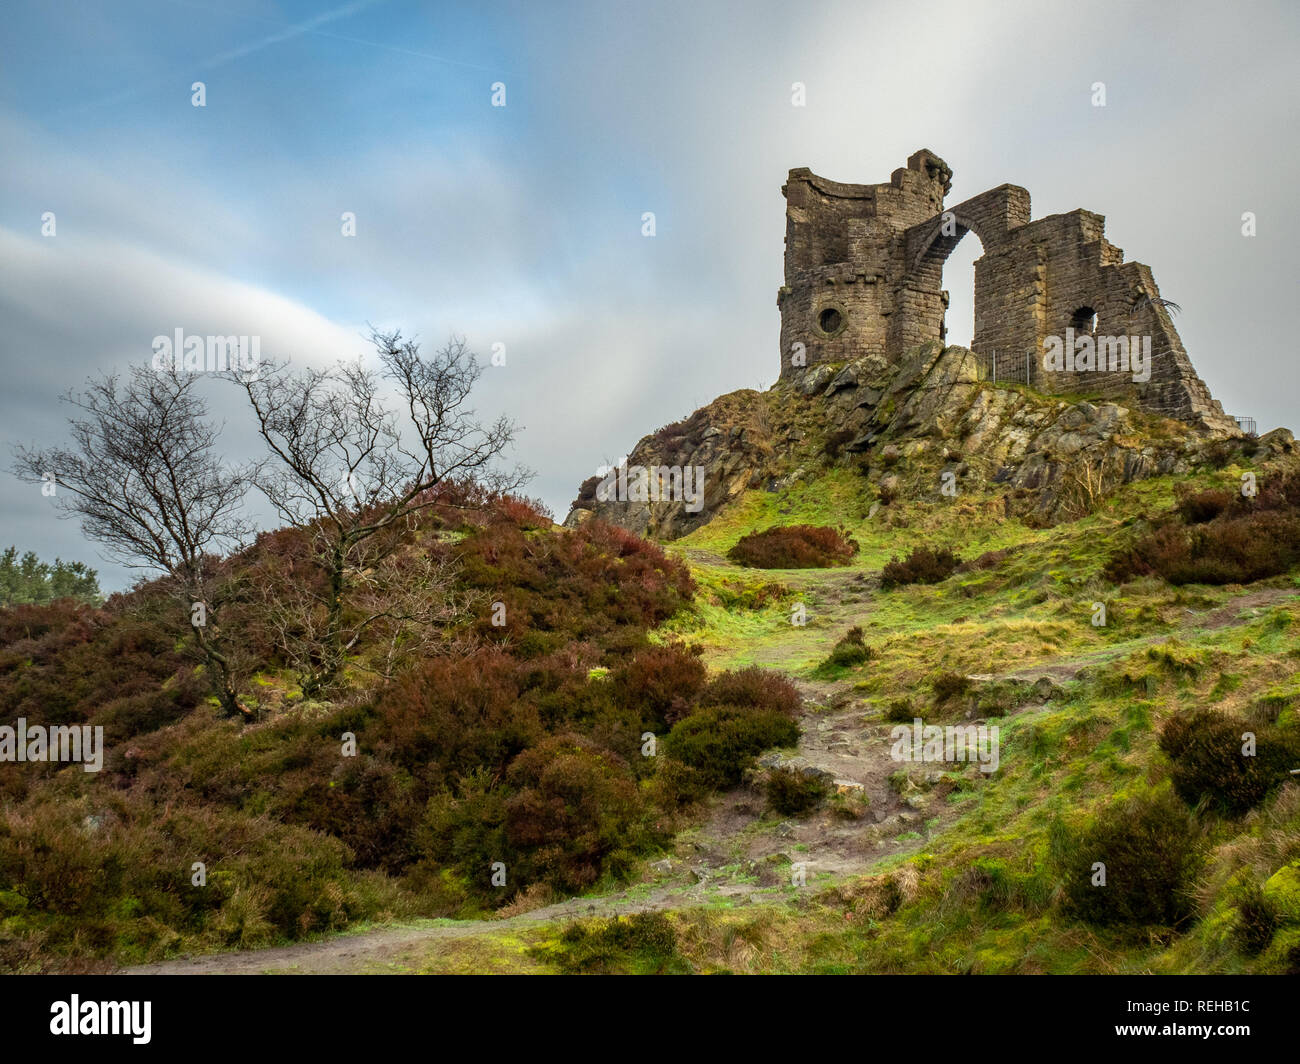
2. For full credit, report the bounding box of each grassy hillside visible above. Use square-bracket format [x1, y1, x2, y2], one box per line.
[5, 443, 1300, 975]
[0, 493, 806, 970]
[367, 457, 1300, 975]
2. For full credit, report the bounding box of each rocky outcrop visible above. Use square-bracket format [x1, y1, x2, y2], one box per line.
[565, 390, 776, 539]
[565, 342, 1258, 538]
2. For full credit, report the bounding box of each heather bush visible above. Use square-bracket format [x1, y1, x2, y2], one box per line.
[361, 652, 541, 791]
[1108, 476, 1300, 585]
[766, 767, 829, 816]
[615, 644, 707, 729]
[728, 525, 859, 569]
[1056, 789, 1202, 928]
[0, 605, 199, 774]
[459, 519, 694, 650]
[0, 492, 727, 963]
[419, 735, 656, 903]
[492, 494, 553, 530]
[881, 545, 960, 589]
[503, 735, 654, 894]
[0, 791, 387, 962]
[1112, 513, 1300, 585]
[664, 705, 799, 789]
[698, 666, 802, 719]
[1176, 488, 1234, 524]
[1159, 709, 1300, 816]
[823, 626, 871, 669]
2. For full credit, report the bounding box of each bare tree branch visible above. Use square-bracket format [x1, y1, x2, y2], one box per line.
[225, 331, 530, 693]
[12, 363, 256, 719]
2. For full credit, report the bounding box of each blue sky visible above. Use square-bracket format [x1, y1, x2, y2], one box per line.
[2, 0, 1297, 591]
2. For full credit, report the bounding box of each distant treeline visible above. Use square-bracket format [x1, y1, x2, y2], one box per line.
[0, 547, 101, 608]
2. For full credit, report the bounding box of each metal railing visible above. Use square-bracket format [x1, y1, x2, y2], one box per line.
[1233, 416, 1257, 436]
[972, 349, 1034, 386]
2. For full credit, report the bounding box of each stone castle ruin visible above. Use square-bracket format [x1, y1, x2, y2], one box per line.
[778, 149, 1235, 433]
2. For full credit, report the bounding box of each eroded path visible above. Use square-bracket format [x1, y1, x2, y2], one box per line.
[122, 572, 1296, 974]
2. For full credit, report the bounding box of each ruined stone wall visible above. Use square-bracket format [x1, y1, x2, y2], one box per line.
[778, 150, 1236, 433]
[778, 151, 951, 379]
[1008, 212, 1233, 428]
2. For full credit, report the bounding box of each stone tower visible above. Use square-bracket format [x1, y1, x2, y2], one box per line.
[777, 150, 1234, 432]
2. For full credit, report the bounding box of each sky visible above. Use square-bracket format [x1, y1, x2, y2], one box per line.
[1, 0, 1296, 592]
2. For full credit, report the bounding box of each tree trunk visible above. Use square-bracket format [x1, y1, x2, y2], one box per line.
[193, 620, 252, 721]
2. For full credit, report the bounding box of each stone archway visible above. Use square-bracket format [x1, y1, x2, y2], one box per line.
[900, 185, 1032, 352]
[905, 185, 1031, 278]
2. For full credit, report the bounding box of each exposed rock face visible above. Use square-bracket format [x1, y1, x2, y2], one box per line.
[565, 342, 1262, 538]
[565, 390, 776, 539]
[567, 152, 1266, 539]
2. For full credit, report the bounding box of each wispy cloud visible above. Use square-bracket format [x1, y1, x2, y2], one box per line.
[3, 0, 1296, 590]
[196, 0, 388, 69]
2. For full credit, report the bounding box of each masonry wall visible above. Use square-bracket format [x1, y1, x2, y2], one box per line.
[779, 151, 951, 378]
[777, 151, 1236, 433]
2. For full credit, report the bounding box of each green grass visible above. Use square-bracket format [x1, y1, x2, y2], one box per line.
[634, 460, 1300, 973]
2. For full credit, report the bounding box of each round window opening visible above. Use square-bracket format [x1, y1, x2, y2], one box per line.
[819, 307, 844, 334]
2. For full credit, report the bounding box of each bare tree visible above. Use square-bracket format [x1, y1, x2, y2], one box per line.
[246, 542, 483, 691]
[228, 329, 528, 694]
[12, 365, 256, 719]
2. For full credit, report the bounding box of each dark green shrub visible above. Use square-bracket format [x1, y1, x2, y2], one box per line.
[1234, 882, 1279, 956]
[1159, 710, 1300, 816]
[884, 698, 915, 723]
[824, 626, 871, 669]
[728, 525, 859, 569]
[881, 546, 960, 589]
[665, 706, 799, 789]
[1056, 789, 1202, 928]
[648, 758, 709, 809]
[766, 767, 829, 816]
[931, 671, 971, 704]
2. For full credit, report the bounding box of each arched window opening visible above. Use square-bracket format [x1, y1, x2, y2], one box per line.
[1071, 306, 1098, 335]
